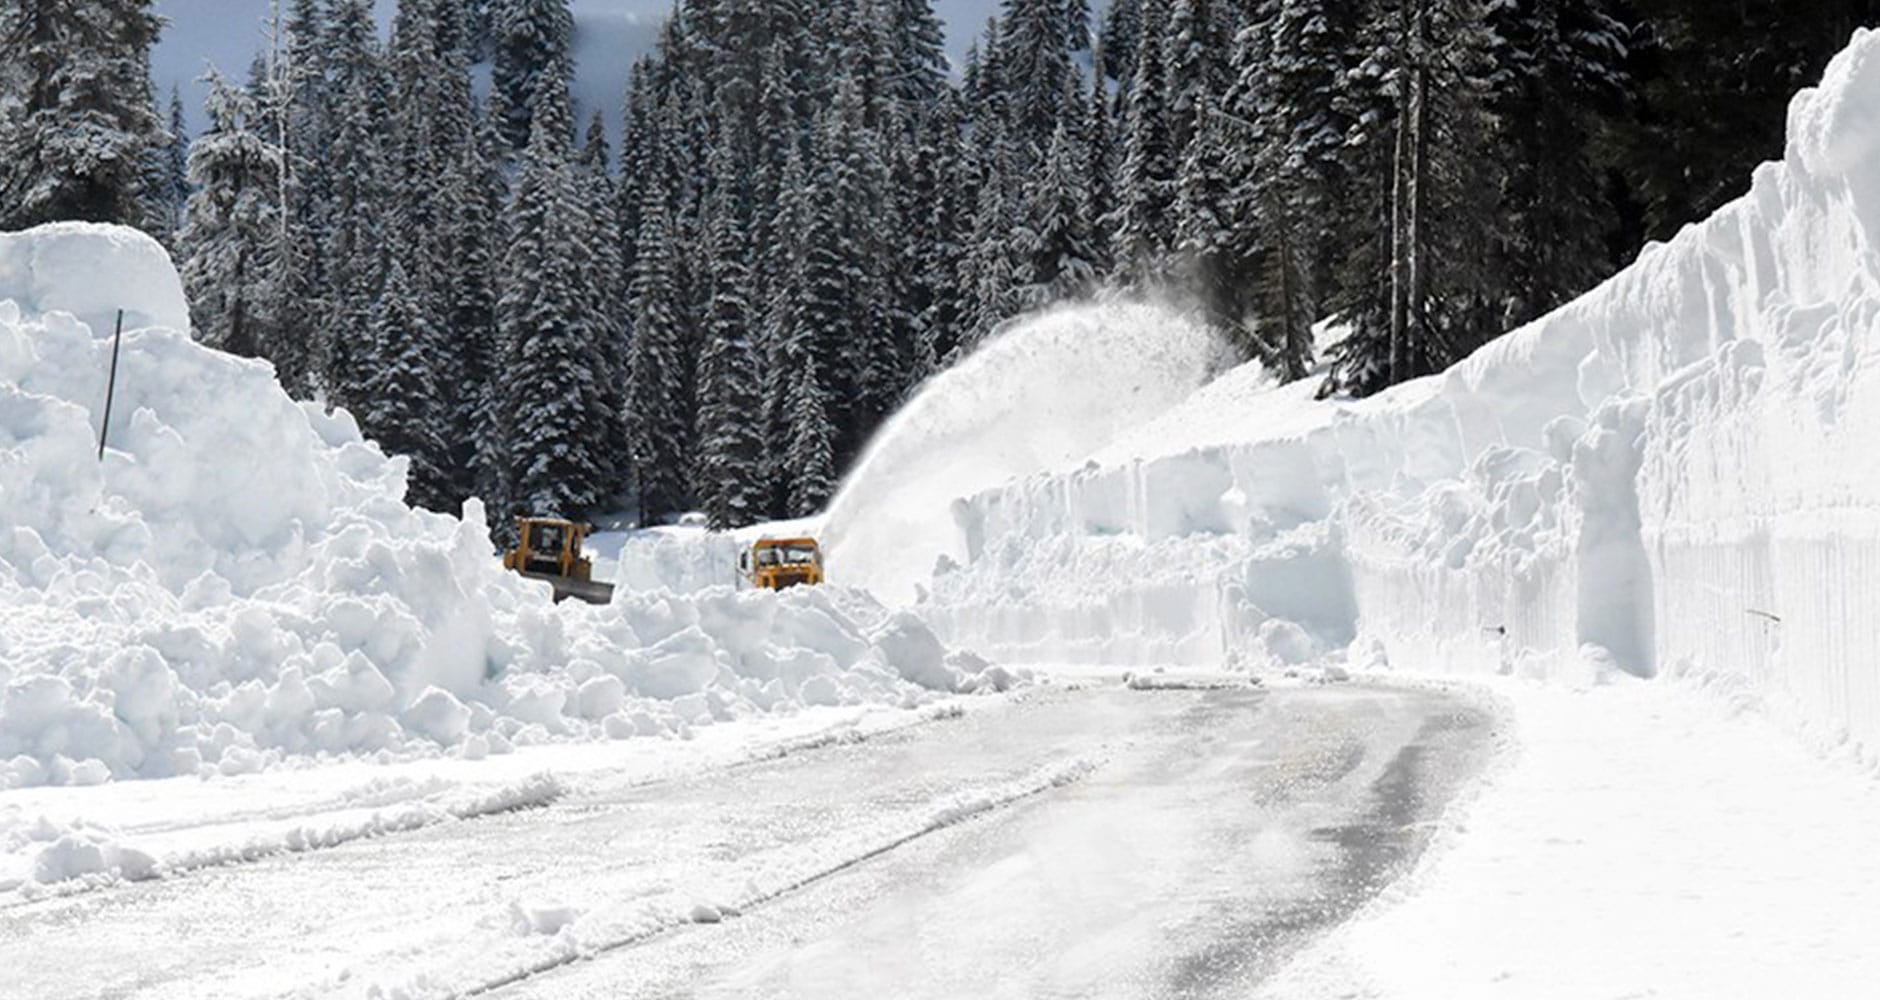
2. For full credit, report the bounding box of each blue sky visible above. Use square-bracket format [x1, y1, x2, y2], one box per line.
[152, 0, 1007, 137]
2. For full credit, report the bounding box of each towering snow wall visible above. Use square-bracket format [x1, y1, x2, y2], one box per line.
[924, 30, 1880, 752]
[0, 224, 1005, 788]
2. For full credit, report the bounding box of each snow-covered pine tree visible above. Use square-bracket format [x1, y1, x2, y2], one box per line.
[623, 189, 692, 524]
[1172, 85, 1258, 358]
[267, 0, 333, 398]
[362, 258, 455, 510]
[489, 0, 574, 153]
[160, 86, 191, 237]
[458, 102, 511, 515]
[1016, 109, 1101, 310]
[1161, 0, 1231, 157]
[887, 0, 951, 116]
[913, 91, 972, 372]
[1098, 0, 1141, 92]
[1322, 0, 1501, 397]
[784, 354, 838, 516]
[1084, 38, 1118, 258]
[1226, 0, 1362, 381]
[578, 110, 632, 500]
[0, 0, 167, 231]
[178, 70, 283, 366]
[499, 75, 611, 518]
[959, 128, 1019, 358]
[1110, 0, 1176, 278]
[996, 0, 1083, 159]
[441, 108, 507, 510]
[319, 0, 390, 411]
[692, 167, 768, 529]
[615, 57, 660, 288]
[759, 141, 812, 518]
[1485, 0, 1630, 329]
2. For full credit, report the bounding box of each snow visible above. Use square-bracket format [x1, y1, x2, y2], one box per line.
[1257, 674, 1880, 1000]
[821, 299, 1233, 603]
[0, 700, 948, 895]
[0, 222, 1004, 790]
[906, 28, 1880, 769]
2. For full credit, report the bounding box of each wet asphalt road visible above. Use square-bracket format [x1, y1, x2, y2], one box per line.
[1, 681, 1494, 1000]
[497, 681, 1494, 1000]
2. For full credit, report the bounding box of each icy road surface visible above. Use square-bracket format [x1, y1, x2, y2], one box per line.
[0, 683, 1492, 1000]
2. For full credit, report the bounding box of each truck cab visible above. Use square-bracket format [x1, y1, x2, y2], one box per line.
[740, 537, 825, 590]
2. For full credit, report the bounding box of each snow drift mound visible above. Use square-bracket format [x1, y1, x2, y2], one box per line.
[821, 300, 1233, 603]
[929, 28, 1880, 755]
[0, 223, 1009, 789]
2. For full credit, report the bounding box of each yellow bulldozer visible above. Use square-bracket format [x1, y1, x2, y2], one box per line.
[503, 517, 616, 604]
[739, 536, 825, 590]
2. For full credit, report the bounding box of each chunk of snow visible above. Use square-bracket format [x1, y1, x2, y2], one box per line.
[0, 222, 1005, 784]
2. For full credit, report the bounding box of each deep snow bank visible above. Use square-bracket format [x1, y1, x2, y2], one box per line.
[925, 30, 1880, 755]
[0, 223, 1003, 789]
[821, 300, 1233, 603]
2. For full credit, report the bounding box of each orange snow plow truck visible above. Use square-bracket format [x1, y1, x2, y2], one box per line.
[740, 537, 825, 590]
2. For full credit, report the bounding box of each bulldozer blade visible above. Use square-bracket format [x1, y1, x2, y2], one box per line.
[519, 571, 617, 605]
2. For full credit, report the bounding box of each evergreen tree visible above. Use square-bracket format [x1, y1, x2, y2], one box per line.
[623, 191, 691, 523]
[1323, 0, 1502, 397]
[442, 110, 507, 508]
[489, 0, 574, 152]
[887, 0, 951, 114]
[960, 130, 1019, 356]
[320, 0, 390, 410]
[1016, 115, 1101, 309]
[177, 71, 283, 365]
[270, 0, 333, 398]
[692, 185, 768, 528]
[362, 258, 455, 510]
[578, 109, 632, 499]
[784, 354, 838, 516]
[997, 0, 1086, 154]
[0, 0, 167, 231]
[160, 85, 191, 236]
[1162, 0, 1231, 156]
[1487, 0, 1630, 328]
[914, 92, 972, 371]
[499, 75, 610, 517]
[1099, 0, 1142, 89]
[1111, 0, 1176, 275]
[1228, 0, 1363, 380]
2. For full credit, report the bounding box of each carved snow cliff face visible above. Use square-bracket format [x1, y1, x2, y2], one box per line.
[913, 29, 1880, 758]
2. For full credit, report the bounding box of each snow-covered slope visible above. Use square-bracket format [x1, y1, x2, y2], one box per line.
[921, 29, 1880, 757]
[0, 223, 1007, 789]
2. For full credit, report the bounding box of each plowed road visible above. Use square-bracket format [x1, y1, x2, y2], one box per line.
[2, 682, 1494, 1000]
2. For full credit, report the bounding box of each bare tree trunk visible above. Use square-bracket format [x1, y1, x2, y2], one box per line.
[1387, 0, 1414, 386]
[1276, 229, 1305, 381]
[1407, 0, 1431, 376]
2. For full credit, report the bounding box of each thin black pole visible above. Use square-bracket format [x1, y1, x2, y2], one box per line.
[98, 309, 124, 461]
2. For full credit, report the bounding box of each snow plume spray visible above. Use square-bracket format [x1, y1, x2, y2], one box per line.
[821, 298, 1234, 604]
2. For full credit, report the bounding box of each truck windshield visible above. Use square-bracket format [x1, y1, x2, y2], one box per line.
[755, 545, 819, 567]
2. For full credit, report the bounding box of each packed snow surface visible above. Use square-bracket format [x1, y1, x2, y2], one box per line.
[0, 223, 1003, 790]
[821, 300, 1232, 603]
[1258, 675, 1880, 1000]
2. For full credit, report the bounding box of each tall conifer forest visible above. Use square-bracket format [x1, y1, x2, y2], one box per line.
[3, 0, 1876, 530]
